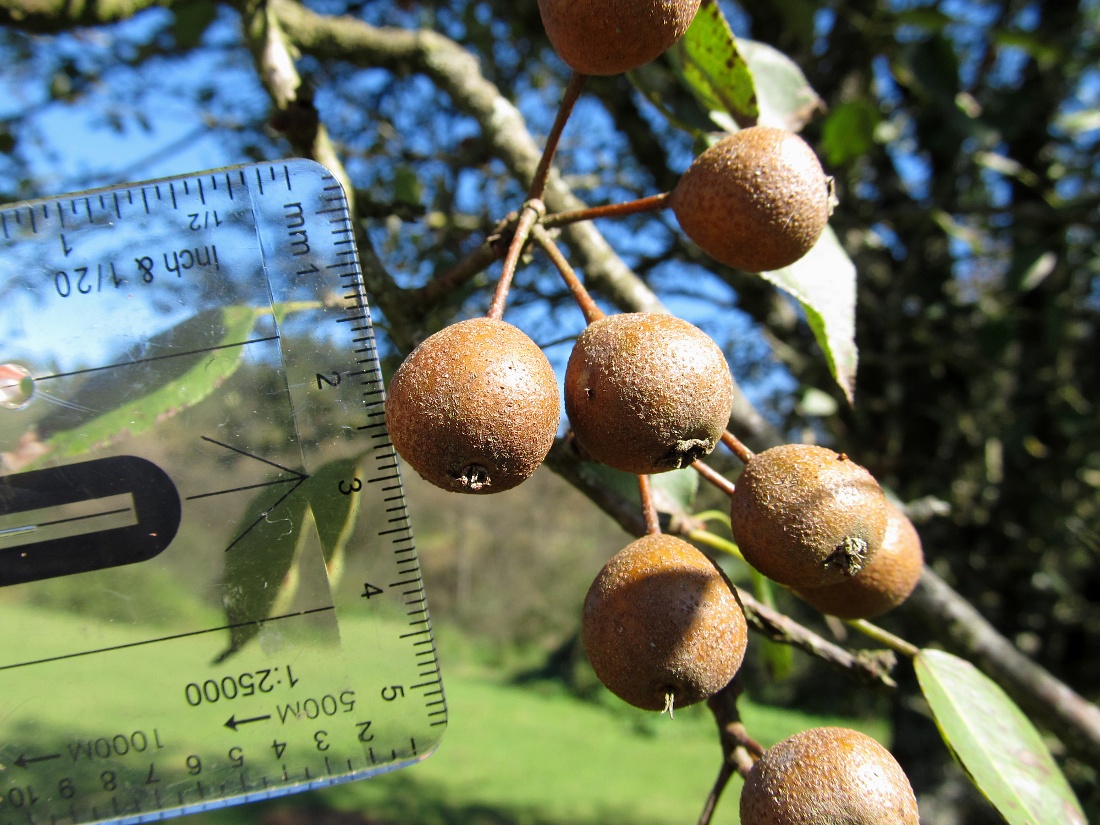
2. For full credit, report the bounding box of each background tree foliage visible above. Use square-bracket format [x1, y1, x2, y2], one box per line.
[1, 0, 1098, 821]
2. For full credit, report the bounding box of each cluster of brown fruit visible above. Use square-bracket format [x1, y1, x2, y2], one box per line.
[385, 0, 922, 819]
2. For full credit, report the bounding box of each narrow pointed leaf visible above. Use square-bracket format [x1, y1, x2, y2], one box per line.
[215, 476, 312, 663]
[215, 455, 368, 662]
[35, 306, 261, 462]
[308, 455, 367, 587]
[757, 226, 858, 403]
[915, 649, 1086, 825]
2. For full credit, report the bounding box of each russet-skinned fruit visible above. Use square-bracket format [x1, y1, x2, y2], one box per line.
[740, 726, 920, 825]
[536, 0, 702, 76]
[729, 444, 889, 588]
[564, 312, 734, 474]
[582, 534, 747, 712]
[796, 500, 924, 619]
[385, 317, 559, 494]
[671, 126, 833, 272]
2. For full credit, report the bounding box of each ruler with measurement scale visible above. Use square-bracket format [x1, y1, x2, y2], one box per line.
[0, 160, 446, 825]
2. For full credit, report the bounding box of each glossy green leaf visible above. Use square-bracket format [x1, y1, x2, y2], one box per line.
[668, 0, 758, 132]
[758, 226, 858, 403]
[915, 649, 1086, 825]
[737, 39, 825, 132]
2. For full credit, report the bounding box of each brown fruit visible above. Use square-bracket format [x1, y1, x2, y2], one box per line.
[384, 318, 559, 494]
[581, 534, 747, 712]
[796, 500, 924, 619]
[729, 444, 889, 588]
[740, 726, 920, 825]
[564, 312, 734, 474]
[536, 0, 701, 76]
[670, 126, 833, 272]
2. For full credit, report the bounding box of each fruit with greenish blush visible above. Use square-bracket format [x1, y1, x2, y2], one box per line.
[385, 318, 559, 494]
[582, 534, 747, 712]
[740, 726, 920, 825]
[796, 500, 924, 619]
[564, 312, 734, 474]
[536, 0, 702, 76]
[729, 443, 889, 588]
[671, 126, 833, 272]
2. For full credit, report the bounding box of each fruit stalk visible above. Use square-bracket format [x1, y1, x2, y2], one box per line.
[541, 191, 671, 230]
[487, 199, 545, 320]
[638, 473, 661, 535]
[531, 224, 605, 323]
[699, 679, 762, 825]
[847, 618, 921, 659]
[527, 71, 588, 202]
[720, 429, 755, 464]
[487, 71, 586, 317]
[691, 459, 737, 497]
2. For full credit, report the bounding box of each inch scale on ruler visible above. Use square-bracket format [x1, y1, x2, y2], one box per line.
[0, 161, 446, 825]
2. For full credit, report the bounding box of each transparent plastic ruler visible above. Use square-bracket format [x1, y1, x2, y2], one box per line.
[0, 161, 446, 825]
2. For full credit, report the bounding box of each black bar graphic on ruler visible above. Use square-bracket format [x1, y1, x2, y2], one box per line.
[0, 607, 335, 672]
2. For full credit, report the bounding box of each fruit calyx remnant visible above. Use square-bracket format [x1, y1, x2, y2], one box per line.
[824, 536, 870, 577]
[452, 463, 491, 491]
[660, 437, 714, 470]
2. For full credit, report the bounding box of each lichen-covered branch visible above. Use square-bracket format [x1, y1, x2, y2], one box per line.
[0, 0, 171, 29]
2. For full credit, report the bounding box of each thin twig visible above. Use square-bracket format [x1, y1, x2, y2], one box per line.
[487, 72, 586, 320]
[531, 224, 605, 323]
[721, 430, 755, 464]
[542, 191, 671, 229]
[410, 241, 501, 309]
[486, 200, 544, 320]
[847, 619, 921, 659]
[692, 459, 736, 497]
[639, 474, 661, 535]
[528, 71, 588, 202]
[699, 680, 763, 825]
[736, 587, 899, 689]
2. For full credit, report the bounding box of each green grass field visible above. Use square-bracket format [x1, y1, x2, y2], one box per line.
[188, 650, 886, 825]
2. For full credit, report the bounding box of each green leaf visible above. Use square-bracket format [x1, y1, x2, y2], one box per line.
[649, 466, 699, 517]
[821, 100, 882, 166]
[915, 649, 1087, 825]
[308, 455, 367, 587]
[215, 473, 312, 664]
[628, 60, 719, 137]
[170, 0, 218, 49]
[35, 306, 261, 462]
[737, 39, 825, 132]
[214, 455, 366, 662]
[668, 0, 758, 131]
[757, 226, 858, 403]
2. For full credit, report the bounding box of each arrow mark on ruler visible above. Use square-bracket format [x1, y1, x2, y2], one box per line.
[225, 713, 272, 731]
[15, 752, 61, 768]
[186, 436, 310, 553]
